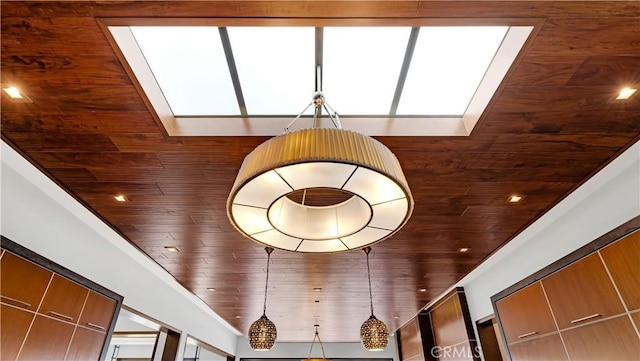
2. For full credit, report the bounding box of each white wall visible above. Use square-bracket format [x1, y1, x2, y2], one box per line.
[0, 141, 240, 358]
[456, 140, 639, 322]
[235, 338, 397, 360]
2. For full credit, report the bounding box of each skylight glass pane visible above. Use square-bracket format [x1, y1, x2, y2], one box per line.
[397, 26, 508, 115]
[131, 26, 239, 116]
[323, 27, 410, 115]
[227, 27, 314, 115]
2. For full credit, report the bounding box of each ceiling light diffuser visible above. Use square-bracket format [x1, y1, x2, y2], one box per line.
[3, 86, 23, 99]
[616, 87, 637, 100]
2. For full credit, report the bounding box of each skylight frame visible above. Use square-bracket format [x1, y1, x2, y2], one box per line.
[100, 18, 536, 137]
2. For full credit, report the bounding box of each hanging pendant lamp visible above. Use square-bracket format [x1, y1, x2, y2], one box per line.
[227, 91, 413, 253]
[302, 324, 330, 361]
[360, 247, 389, 351]
[249, 247, 277, 350]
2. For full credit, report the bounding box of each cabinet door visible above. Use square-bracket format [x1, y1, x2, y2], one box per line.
[39, 275, 88, 323]
[561, 315, 640, 360]
[507, 333, 568, 361]
[78, 291, 116, 332]
[17, 315, 75, 361]
[1, 304, 35, 361]
[431, 295, 467, 348]
[632, 312, 640, 330]
[495, 283, 557, 343]
[599, 231, 640, 310]
[541, 253, 625, 329]
[0, 253, 52, 312]
[65, 327, 106, 361]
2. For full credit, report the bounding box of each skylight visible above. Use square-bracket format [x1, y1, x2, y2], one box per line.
[108, 23, 532, 136]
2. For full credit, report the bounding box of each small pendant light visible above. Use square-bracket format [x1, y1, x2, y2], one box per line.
[248, 247, 277, 350]
[360, 247, 389, 351]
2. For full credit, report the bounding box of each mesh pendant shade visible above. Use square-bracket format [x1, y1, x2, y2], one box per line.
[249, 314, 277, 351]
[360, 314, 389, 351]
[360, 247, 389, 351]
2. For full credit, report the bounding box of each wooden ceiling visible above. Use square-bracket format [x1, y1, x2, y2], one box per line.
[2, 1, 639, 343]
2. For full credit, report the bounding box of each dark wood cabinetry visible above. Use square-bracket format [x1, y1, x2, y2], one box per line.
[18, 315, 76, 361]
[599, 231, 640, 310]
[0, 252, 52, 312]
[631, 312, 640, 330]
[1, 237, 122, 361]
[80, 290, 117, 331]
[507, 334, 567, 361]
[0, 305, 35, 360]
[495, 283, 556, 343]
[561, 315, 640, 360]
[65, 327, 107, 361]
[398, 289, 479, 361]
[492, 220, 640, 361]
[39, 275, 89, 324]
[541, 253, 625, 329]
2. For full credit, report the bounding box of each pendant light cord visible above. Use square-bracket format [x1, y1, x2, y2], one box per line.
[263, 247, 274, 315]
[365, 247, 374, 316]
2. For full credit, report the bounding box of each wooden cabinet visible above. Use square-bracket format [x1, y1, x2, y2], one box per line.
[541, 253, 625, 329]
[79, 290, 117, 332]
[495, 283, 557, 343]
[493, 225, 640, 361]
[1, 239, 122, 361]
[0, 253, 52, 312]
[1, 304, 35, 360]
[39, 275, 89, 324]
[561, 315, 640, 360]
[65, 327, 106, 361]
[431, 295, 467, 347]
[599, 231, 640, 311]
[631, 312, 640, 330]
[17, 315, 76, 361]
[399, 317, 425, 361]
[507, 334, 568, 361]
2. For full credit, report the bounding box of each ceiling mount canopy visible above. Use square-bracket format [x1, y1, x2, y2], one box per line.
[227, 92, 413, 253]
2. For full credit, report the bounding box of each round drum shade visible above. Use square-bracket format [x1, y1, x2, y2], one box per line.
[227, 128, 413, 253]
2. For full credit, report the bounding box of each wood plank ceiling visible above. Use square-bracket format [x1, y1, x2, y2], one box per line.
[2, 0, 639, 342]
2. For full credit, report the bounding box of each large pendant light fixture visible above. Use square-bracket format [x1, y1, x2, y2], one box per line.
[227, 92, 413, 253]
[360, 247, 389, 351]
[248, 247, 277, 350]
[302, 324, 330, 361]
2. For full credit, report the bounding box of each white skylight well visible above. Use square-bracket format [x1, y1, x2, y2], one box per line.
[323, 27, 410, 115]
[131, 26, 240, 116]
[108, 22, 533, 136]
[398, 26, 508, 115]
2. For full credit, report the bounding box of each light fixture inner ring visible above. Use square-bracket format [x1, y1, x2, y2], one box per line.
[267, 188, 373, 241]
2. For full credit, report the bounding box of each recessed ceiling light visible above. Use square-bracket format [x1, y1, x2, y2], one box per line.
[113, 194, 127, 202]
[509, 195, 523, 203]
[3, 86, 23, 99]
[313, 287, 322, 292]
[616, 87, 637, 100]
[419, 288, 427, 293]
[458, 247, 470, 253]
[207, 287, 216, 292]
[235, 315, 242, 319]
[394, 316, 400, 319]
[164, 246, 179, 252]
